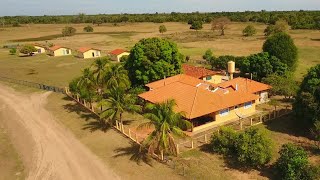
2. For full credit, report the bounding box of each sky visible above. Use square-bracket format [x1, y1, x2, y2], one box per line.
[0, 0, 319, 16]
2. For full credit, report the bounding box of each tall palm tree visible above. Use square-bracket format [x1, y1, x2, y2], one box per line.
[77, 68, 95, 105]
[91, 57, 110, 92]
[138, 99, 192, 158]
[99, 86, 141, 124]
[105, 64, 130, 89]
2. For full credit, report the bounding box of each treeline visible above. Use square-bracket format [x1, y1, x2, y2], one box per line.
[1, 10, 320, 29]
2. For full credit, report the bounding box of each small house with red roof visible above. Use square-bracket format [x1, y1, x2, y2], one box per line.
[76, 47, 101, 59]
[47, 45, 72, 57]
[109, 49, 130, 62]
[182, 64, 225, 84]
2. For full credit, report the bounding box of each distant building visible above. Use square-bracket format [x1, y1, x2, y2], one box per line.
[33, 44, 46, 54]
[139, 74, 271, 133]
[109, 49, 130, 62]
[76, 47, 101, 59]
[182, 64, 225, 84]
[47, 46, 72, 57]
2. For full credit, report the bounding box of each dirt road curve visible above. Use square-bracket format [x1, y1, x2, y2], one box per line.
[0, 84, 119, 180]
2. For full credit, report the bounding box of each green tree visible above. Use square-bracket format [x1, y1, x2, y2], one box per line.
[210, 127, 238, 155]
[99, 86, 141, 124]
[105, 64, 130, 89]
[139, 99, 192, 158]
[203, 49, 213, 61]
[294, 64, 320, 128]
[124, 37, 183, 86]
[159, 25, 167, 34]
[9, 48, 16, 55]
[190, 21, 203, 30]
[240, 52, 287, 81]
[210, 55, 235, 70]
[262, 74, 299, 98]
[242, 25, 257, 36]
[211, 17, 231, 36]
[311, 121, 320, 149]
[76, 68, 96, 104]
[275, 143, 314, 180]
[19, 45, 37, 56]
[263, 32, 298, 71]
[83, 25, 94, 32]
[264, 20, 289, 36]
[62, 26, 77, 36]
[235, 128, 273, 167]
[90, 58, 110, 94]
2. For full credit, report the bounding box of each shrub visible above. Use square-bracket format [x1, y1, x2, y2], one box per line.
[9, 48, 16, 55]
[211, 55, 235, 70]
[62, 26, 77, 36]
[264, 20, 289, 36]
[190, 21, 203, 30]
[275, 143, 318, 180]
[119, 55, 128, 63]
[19, 45, 37, 56]
[203, 49, 213, 61]
[159, 25, 167, 34]
[12, 22, 21, 27]
[262, 32, 298, 71]
[242, 25, 257, 36]
[235, 128, 273, 167]
[185, 55, 190, 62]
[83, 25, 94, 32]
[210, 127, 238, 155]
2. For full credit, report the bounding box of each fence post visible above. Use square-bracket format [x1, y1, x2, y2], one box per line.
[240, 120, 243, 130]
[176, 144, 179, 155]
[135, 134, 138, 143]
[128, 129, 131, 139]
[121, 123, 125, 133]
[191, 139, 194, 149]
[204, 134, 208, 143]
[260, 115, 263, 123]
[83, 99, 86, 107]
[160, 150, 164, 161]
[91, 105, 95, 112]
[250, 118, 253, 126]
[116, 120, 119, 130]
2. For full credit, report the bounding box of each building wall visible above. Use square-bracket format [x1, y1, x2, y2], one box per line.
[213, 100, 256, 122]
[111, 52, 130, 62]
[34, 46, 46, 54]
[256, 91, 269, 104]
[202, 75, 223, 84]
[51, 48, 72, 57]
[82, 50, 101, 59]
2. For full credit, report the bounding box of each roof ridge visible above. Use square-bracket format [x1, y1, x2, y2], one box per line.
[189, 87, 200, 119]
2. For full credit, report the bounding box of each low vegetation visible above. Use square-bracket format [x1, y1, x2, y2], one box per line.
[159, 25, 167, 34]
[242, 25, 257, 36]
[83, 25, 94, 32]
[210, 127, 273, 168]
[62, 26, 76, 37]
[19, 44, 37, 56]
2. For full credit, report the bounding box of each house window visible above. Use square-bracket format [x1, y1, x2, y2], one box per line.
[219, 108, 229, 116]
[244, 102, 252, 109]
[206, 76, 212, 80]
[66, 49, 70, 54]
[235, 105, 239, 109]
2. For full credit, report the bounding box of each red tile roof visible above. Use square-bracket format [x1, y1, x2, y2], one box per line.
[139, 74, 259, 119]
[218, 77, 272, 94]
[110, 49, 128, 55]
[78, 47, 100, 53]
[182, 64, 222, 79]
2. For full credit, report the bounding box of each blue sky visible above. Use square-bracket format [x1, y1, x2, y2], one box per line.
[1, 0, 319, 16]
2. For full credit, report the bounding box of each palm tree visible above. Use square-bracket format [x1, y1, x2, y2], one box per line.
[91, 57, 110, 93]
[99, 86, 141, 124]
[105, 64, 130, 89]
[77, 68, 95, 104]
[138, 99, 192, 159]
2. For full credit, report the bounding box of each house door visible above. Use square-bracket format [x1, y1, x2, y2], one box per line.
[38, 49, 41, 53]
[92, 52, 95, 57]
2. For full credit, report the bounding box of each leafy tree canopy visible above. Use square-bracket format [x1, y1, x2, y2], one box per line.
[19, 44, 37, 55]
[263, 32, 298, 71]
[83, 25, 94, 32]
[159, 25, 167, 34]
[242, 25, 257, 36]
[125, 37, 183, 86]
[62, 26, 77, 36]
[190, 21, 203, 30]
[262, 73, 299, 98]
[240, 52, 288, 81]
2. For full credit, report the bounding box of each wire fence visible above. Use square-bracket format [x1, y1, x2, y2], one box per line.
[0, 75, 66, 94]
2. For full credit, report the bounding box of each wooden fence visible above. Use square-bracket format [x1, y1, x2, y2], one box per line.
[176, 108, 292, 154]
[0, 75, 66, 94]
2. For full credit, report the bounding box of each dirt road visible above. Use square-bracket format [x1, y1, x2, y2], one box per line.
[0, 84, 119, 180]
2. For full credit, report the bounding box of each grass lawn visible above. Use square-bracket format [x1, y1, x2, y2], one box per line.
[0, 126, 25, 180]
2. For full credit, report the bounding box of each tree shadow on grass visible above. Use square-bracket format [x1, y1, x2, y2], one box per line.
[82, 119, 111, 133]
[113, 142, 153, 167]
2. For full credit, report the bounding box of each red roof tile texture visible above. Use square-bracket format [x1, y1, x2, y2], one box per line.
[110, 49, 127, 55]
[182, 64, 222, 79]
[78, 47, 100, 53]
[139, 74, 262, 119]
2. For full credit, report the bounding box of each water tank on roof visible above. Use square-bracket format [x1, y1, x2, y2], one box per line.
[228, 61, 235, 74]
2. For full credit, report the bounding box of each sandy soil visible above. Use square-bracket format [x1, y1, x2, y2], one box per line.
[0, 84, 119, 180]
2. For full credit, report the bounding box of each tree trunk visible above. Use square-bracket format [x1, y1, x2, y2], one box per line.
[221, 28, 225, 36]
[119, 113, 123, 123]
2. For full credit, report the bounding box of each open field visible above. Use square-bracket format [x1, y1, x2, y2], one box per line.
[0, 22, 319, 84]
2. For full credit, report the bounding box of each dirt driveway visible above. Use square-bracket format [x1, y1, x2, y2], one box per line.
[0, 84, 119, 180]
